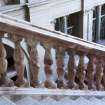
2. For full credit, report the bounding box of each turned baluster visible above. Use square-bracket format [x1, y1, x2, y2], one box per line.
[43, 43, 57, 88]
[27, 37, 39, 87]
[56, 46, 65, 88]
[77, 53, 86, 89]
[87, 55, 95, 90]
[0, 42, 14, 86]
[95, 57, 103, 90]
[0, 31, 5, 36]
[13, 35, 25, 86]
[102, 59, 105, 90]
[67, 50, 77, 89]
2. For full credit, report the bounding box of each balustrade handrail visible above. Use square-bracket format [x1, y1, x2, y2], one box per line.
[0, 14, 105, 56]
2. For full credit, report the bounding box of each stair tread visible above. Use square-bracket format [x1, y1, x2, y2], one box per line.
[0, 95, 105, 105]
[0, 96, 16, 105]
[15, 96, 105, 105]
[16, 96, 39, 105]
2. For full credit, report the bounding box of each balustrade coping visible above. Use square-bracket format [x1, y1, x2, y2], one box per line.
[0, 14, 105, 56]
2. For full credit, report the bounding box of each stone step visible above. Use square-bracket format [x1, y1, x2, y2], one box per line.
[15, 96, 105, 105]
[0, 96, 16, 105]
[15, 96, 40, 105]
[1, 95, 105, 105]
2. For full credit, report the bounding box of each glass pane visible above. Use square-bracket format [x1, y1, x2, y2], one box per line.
[55, 18, 60, 31]
[100, 16, 105, 39]
[55, 12, 79, 36]
[101, 4, 105, 15]
[6, 0, 20, 5]
[67, 27, 73, 35]
[59, 17, 65, 32]
[92, 19, 97, 41]
[93, 7, 97, 18]
[55, 17, 65, 33]
[67, 15, 71, 27]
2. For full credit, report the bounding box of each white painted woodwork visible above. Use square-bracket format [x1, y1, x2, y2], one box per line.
[87, 10, 94, 41]
[0, 5, 25, 20]
[82, 10, 94, 41]
[20, 0, 25, 4]
[4, 8, 25, 20]
[83, 0, 105, 11]
[29, 0, 81, 30]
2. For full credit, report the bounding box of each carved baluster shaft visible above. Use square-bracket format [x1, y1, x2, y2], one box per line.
[87, 55, 95, 89]
[0, 43, 13, 86]
[102, 60, 105, 90]
[77, 53, 86, 89]
[56, 46, 65, 88]
[13, 36, 25, 86]
[95, 57, 103, 90]
[0, 43, 7, 85]
[44, 43, 57, 88]
[0, 31, 5, 36]
[27, 38, 39, 87]
[68, 50, 77, 89]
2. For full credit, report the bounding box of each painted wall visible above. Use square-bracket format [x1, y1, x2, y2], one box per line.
[3, 8, 25, 19]
[29, 0, 81, 30]
[84, 0, 105, 11]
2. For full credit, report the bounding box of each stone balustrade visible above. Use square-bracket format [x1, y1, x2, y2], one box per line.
[0, 14, 105, 91]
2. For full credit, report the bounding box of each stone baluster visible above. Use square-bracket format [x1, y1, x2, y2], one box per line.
[43, 43, 57, 88]
[95, 57, 103, 90]
[13, 35, 25, 86]
[27, 37, 39, 87]
[102, 59, 105, 90]
[56, 46, 65, 88]
[77, 53, 86, 89]
[0, 31, 5, 36]
[87, 55, 95, 90]
[67, 50, 77, 89]
[0, 42, 14, 86]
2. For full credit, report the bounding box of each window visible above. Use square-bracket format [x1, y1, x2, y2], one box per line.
[55, 16, 73, 35]
[100, 4, 105, 39]
[55, 12, 80, 37]
[92, 7, 97, 41]
[93, 4, 105, 42]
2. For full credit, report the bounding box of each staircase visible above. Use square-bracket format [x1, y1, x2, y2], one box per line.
[0, 14, 105, 104]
